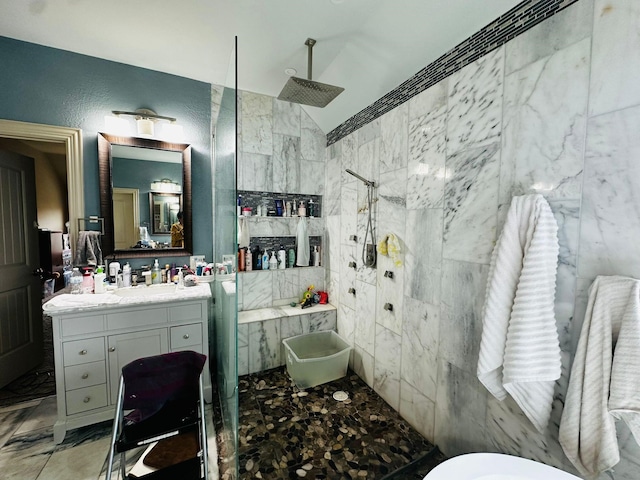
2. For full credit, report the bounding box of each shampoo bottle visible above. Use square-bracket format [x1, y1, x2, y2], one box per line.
[278, 245, 286, 270]
[122, 263, 131, 287]
[288, 248, 295, 268]
[262, 249, 269, 270]
[313, 246, 320, 266]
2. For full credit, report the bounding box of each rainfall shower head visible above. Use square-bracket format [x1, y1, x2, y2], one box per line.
[278, 38, 345, 108]
[345, 168, 375, 187]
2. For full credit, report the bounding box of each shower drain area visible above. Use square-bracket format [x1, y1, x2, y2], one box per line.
[332, 390, 349, 402]
[221, 366, 445, 479]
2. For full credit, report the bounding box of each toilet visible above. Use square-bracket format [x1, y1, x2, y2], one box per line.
[423, 453, 582, 479]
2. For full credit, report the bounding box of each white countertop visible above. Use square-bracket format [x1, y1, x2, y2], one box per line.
[43, 283, 211, 315]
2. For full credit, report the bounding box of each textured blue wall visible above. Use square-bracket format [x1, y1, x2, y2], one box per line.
[0, 35, 213, 261]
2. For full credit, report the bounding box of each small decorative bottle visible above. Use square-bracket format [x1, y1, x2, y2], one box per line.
[298, 200, 306, 217]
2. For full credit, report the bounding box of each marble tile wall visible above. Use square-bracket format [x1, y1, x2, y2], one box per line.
[324, 1, 640, 478]
[237, 91, 328, 311]
[237, 306, 337, 375]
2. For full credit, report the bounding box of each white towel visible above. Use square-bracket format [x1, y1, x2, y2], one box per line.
[296, 217, 310, 267]
[559, 276, 640, 478]
[477, 194, 560, 433]
[238, 216, 250, 249]
[43, 293, 121, 312]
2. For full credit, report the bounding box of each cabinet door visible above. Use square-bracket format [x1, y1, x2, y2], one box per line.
[107, 329, 168, 405]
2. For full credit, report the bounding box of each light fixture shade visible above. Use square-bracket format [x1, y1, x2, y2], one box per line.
[136, 118, 155, 137]
[159, 122, 184, 142]
[104, 115, 131, 136]
[150, 179, 182, 193]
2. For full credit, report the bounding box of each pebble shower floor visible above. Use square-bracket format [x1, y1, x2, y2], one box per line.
[217, 366, 445, 479]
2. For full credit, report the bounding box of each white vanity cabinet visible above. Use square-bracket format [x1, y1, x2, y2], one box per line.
[49, 295, 211, 444]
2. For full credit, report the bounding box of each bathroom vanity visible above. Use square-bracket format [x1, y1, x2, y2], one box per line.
[44, 283, 212, 444]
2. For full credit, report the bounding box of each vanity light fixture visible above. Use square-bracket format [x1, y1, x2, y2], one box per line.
[105, 108, 184, 141]
[150, 179, 182, 193]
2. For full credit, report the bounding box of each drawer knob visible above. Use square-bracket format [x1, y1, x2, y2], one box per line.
[108, 347, 116, 352]
[183, 334, 190, 339]
[79, 349, 87, 355]
[83, 396, 91, 403]
[81, 373, 89, 379]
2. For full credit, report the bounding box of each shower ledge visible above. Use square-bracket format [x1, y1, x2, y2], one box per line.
[238, 303, 336, 324]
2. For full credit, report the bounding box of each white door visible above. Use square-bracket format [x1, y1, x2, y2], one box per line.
[112, 188, 139, 250]
[0, 150, 43, 388]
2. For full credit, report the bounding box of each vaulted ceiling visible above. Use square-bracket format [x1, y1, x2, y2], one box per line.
[0, 0, 520, 133]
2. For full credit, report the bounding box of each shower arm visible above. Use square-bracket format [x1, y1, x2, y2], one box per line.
[305, 38, 315, 80]
[345, 168, 375, 187]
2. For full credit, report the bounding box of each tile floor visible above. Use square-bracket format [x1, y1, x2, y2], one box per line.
[218, 367, 445, 479]
[0, 395, 219, 480]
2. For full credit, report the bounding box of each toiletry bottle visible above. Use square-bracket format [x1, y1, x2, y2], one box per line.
[237, 195, 242, 216]
[285, 202, 292, 217]
[288, 248, 295, 268]
[82, 268, 93, 293]
[122, 263, 131, 287]
[313, 246, 321, 266]
[245, 248, 253, 271]
[278, 245, 286, 270]
[165, 264, 171, 283]
[269, 251, 278, 270]
[70, 268, 83, 294]
[238, 248, 245, 272]
[292, 200, 298, 217]
[253, 245, 261, 270]
[309, 199, 315, 218]
[298, 200, 306, 217]
[109, 261, 121, 284]
[262, 249, 269, 270]
[94, 266, 106, 294]
[151, 259, 161, 284]
[177, 267, 184, 288]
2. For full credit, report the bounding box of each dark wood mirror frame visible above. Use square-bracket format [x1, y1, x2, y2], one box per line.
[98, 132, 192, 259]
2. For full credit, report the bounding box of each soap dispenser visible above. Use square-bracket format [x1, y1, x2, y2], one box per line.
[269, 251, 278, 270]
[151, 259, 161, 284]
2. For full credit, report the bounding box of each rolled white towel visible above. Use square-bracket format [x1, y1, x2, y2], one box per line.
[478, 194, 560, 433]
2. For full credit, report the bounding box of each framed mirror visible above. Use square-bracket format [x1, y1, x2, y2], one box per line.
[98, 133, 192, 258]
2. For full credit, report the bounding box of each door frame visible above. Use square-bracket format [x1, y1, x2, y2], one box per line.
[0, 119, 84, 251]
[112, 187, 139, 249]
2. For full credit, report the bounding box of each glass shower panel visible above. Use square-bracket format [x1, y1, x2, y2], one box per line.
[213, 37, 238, 478]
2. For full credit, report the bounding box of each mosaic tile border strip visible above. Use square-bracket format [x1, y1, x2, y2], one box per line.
[326, 0, 580, 145]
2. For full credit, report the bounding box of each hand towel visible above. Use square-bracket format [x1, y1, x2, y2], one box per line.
[377, 233, 403, 267]
[477, 194, 560, 433]
[74, 230, 103, 266]
[559, 276, 640, 478]
[237, 217, 250, 249]
[296, 217, 310, 267]
[42, 293, 121, 312]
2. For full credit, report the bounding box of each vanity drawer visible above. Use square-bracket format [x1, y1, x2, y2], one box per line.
[169, 303, 202, 323]
[60, 314, 105, 337]
[107, 307, 168, 330]
[63, 337, 105, 367]
[64, 360, 106, 391]
[66, 384, 108, 415]
[170, 323, 202, 350]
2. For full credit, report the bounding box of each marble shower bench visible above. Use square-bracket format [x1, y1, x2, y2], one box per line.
[238, 303, 337, 375]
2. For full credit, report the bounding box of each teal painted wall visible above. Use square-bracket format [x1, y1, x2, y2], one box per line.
[0, 35, 213, 261]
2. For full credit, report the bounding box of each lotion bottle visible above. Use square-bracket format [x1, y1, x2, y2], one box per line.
[262, 249, 269, 270]
[122, 263, 131, 287]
